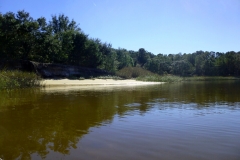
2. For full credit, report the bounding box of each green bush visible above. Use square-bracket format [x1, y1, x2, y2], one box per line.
[0, 70, 41, 89]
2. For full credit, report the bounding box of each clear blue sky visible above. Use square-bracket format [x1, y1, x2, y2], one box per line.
[1, 0, 240, 55]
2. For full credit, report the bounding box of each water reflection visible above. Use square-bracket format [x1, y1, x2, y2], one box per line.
[0, 81, 240, 159]
[0, 88, 117, 159]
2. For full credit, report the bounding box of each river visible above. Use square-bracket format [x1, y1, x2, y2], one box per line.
[0, 81, 240, 160]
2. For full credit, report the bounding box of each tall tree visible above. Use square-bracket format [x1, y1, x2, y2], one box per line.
[48, 14, 79, 63]
[137, 48, 149, 67]
[0, 11, 39, 61]
[116, 48, 133, 70]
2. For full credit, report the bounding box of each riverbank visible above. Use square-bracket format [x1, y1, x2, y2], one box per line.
[42, 79, 164, 87]
[137, 75, 240, 82]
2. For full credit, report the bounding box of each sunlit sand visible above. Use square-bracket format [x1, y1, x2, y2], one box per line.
[42, 79, 163, 87]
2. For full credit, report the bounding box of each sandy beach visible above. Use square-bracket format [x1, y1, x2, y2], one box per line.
[41, 79, 163, 87]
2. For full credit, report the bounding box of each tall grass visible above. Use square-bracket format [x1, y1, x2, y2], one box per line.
[116, 67, 181, 82]
[0, 70, 41, 89]
[116, 67, 154, 79]
[137, 75, 240, 82]
[116, 67, 183, 82]
[137, 75, 240, 83]
[183, 76, 240, 81]
[137, 75, 183, 82]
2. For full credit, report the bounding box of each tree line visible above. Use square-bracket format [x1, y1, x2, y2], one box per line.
[1, 10, 240, 76]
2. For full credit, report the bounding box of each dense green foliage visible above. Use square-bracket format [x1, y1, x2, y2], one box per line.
[1, 11, 240, 76]
[0, 70, 41, 89]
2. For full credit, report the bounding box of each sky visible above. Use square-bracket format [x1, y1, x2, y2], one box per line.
[1, 0, 240, 55]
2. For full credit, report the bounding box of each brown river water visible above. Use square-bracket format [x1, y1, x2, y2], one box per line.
[0, 81, 240, 160]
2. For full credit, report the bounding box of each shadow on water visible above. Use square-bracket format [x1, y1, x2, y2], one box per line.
[0, 81, 240, 159]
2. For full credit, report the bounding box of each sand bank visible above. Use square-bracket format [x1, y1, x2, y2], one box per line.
[41, 79, 163, 87]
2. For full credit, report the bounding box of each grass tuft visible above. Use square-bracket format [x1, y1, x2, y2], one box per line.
[116, 67, 154, 79]
[116, 67, 183, 82]
[183, 76, 240, 81]
[97, 75, 123, 80]
[137, 74, 183, 83]
[0, 70, 41, 89]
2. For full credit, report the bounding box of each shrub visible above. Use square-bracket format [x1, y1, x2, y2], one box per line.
[0, 70, 41, 89]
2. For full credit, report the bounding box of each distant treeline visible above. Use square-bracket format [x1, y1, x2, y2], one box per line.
[1, 10, 240, 76]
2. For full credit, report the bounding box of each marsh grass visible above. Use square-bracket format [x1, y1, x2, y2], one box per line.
[116, 67, 154, 79]
[137, 75, 240, 83]
[0, 70, 41, 89]
[116, 67, 183, 82]
[97, 75, 123, 80]
[137, 75, 183, 82]
[183, 76, 240, 81]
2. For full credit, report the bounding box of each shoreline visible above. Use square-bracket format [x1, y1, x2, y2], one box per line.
[41, 79, 164, 87]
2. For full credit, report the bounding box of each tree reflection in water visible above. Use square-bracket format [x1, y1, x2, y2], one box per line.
[0, 82, 239, 159]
